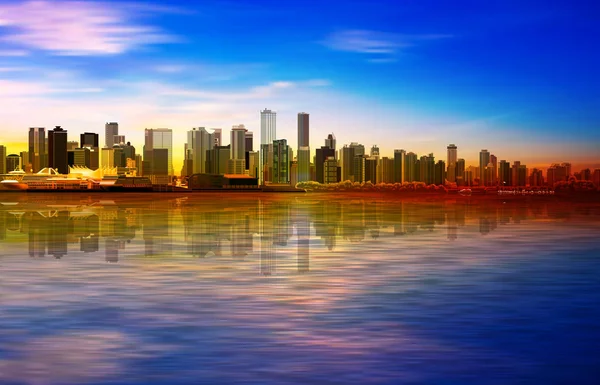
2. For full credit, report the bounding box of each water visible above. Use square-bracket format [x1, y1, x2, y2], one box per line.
[1, 193, 599, 385]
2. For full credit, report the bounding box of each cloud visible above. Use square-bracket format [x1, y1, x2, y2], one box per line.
[323, 29, 451, 62]
[0, 48, 29, 56]
[0, 0, 177, 55]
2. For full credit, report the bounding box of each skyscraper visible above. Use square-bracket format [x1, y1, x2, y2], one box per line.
[393, 149, 405, 183]
[272, 139, 289, 184]
[316, 146, 335, 184]
[260, 109, 276, 145]
[6, 153, 20, 173]
[231, 125, 247, 160]
[28, 127, 46, 173]
[212, 128, 222, 146]
[447, 144, 457, 183]
[297, 146, 310, 182]
[298, 112, 309, 148]
[325, 133, 336, 150]
[479, 149, 490, 183]
[404, 152, 417, 182]
[186, 127, 214, 174]
[105, 122, 118, 148]
[244, 131, 254, 170]
[144, 128, 173, 175]
[48, 126, 68, 174]
[341, 145, 355, 182]
[80, 132, 100, 170]
[499, 160, 511, 186]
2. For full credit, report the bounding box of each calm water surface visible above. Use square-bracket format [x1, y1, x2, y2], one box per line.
[1, 193, 599, 385]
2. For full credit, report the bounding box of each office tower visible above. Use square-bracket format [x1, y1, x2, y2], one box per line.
[324, 156, 338, 184]
[113, 135, 125, 145]
[20, 151, 31, 173]
[404, 152, 417, 182]
[135, 154, 143, 176]
[48, 126, 68, 174]
[248, 151, 260, 178]
[499, 160, 511, 186]
[298, 112, 309, 148]
[325, 133, 336, 150]
[290, 160, 298, 186]
[28, 127, 46, 173]
[512, 161, 521, 187]
[349, 142, 365, 157]
[206, 145, 230, 174]
[464, 167, 476, 186]
[151, 149, 169, 175]
[490, 154, 498, 185]
[420, 154, 435, 185]
[562, 162, 572, 178]
[212, 128, 222, 146]
[546, 163, 568, 186]
[370, 145, 380, 158]
[272, 139, 289, 184]
[113, 145, 126, 168]
[393, 149, 405, 183]
[259, 143, 271, 184]
[592, 169, 600, 187]
[79, 132, 99, 170]
[378, 157, 394, 183]
[315, 146, 335, 184]
[0, 146, 6, 174]
[479, 149, 490, 183]
[364, 158, 378, 183]
[101, 148, 115, 168]
[297, 146, 310, 182]
[186, 127, 214, 174]
[245, 131, 253, 169]
[484, 163, 494, 186]
[260, 109, 276, 145]
[73, 148, 91, 168]
[105, 122, 118, 148]
[144, 128, 173, 175]
[6, 153, 20, 173]
[353, 156, 366, 183]
[231, 125, 246, 160]
[434, 160, 446, 185]
[529, 169, 544, 186]
[456, 158, 465, 179]
[122, 142, 135, 163]
[340, 145, 356, 182]
[446, 144, 457, 182]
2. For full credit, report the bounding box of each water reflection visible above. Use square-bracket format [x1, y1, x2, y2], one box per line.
[1, 194, 600, 385]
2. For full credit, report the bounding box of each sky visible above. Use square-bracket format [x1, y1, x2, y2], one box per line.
[0, 0, 598, 172]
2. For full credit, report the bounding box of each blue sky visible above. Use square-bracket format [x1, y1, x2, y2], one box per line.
[0, 0, 598, 169]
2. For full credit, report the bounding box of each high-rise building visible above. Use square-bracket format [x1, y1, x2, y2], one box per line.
[0, 146, 6, 174]
[325, 133, 336, 150]
[456, 158, 465, 180]
[67, 141, 78, 151]
[349, 142, 365, 157]
[364, 158, 378, 183]
[260, 109, 276, 145]
[393, 149, 405, 183]
[370, 145, 380, 158]
[272, 139, 289, 184]
[353, 156, 366, 183]
[420, 154, 435, 185]
[73, 147, 91, 168]
[6, 153, 20, 173]
[105, 122, 118, 148]
[546, 163, 569, 186]
[212, 128, 222, 146]
[378, 157, 394, 184]
[248, 151, 260, 178]
[101, 148, 114, 169]
[298, 113, 309, 148]
[231, 125, 247, 160]
[490, 154, 498, 185]
[245, 131, 254, 170]
[186, 127, 214, 174]
[80, 132, 99, 170]
[592, 169, 600, 187]
[446, 144, 457, 182]
[315, 146, 335, 184]
[324, 156, 338, 184]
[297, 146, 310, 182]
[340, 145, 355, 182]
[144, 128, 173, 175]
[206, 145, 231, 175]
[434, 160, 446, 185]
[48, 126, 68, 174]
[28, 127, 46, 173]
[529, 168, 544, 187]
[479, 149, 490, 183]
[499, 160, 511, 186]
[113, 135, 125, 146]
[404, 152, 418, 182]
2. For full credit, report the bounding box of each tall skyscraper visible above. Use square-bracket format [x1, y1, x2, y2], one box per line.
[341, 145, 356, 182]
[80, 132, 100, 170]
[231, 125, 247, 160]
[212, 128, 222, 146]
[499, 160, 511, 186]
[393, 149, 405, 183]
[6, 153, 20, 173]
[272, 139, 289, 184]
[186, 127, 214, 174]
[105, 122, 118, 148]
[447, 144, 458, 183]
[260, 109, 276, 145]
[325, 133, 336, 150]
[244, 131, 254, 170]
[48, 126, 68, 174]
[316, 146, 335, 184]
[298, 113, 309, 148]
[144, 128, 173, 175]
[28, 127, 46, 173]
[404, 152, 417, 182]
[297, 146, 310, 182]
[479, 149, 490, 183]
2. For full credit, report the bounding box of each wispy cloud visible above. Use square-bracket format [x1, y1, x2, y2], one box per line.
[0, 0, 177, 55]
[0, 49, 29, 56]
[323, 30, 451, 62]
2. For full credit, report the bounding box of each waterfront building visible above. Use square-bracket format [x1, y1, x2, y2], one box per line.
[479, 149, 490, 183]
[105, 122, 118, 148]
[6, 153, 20, 173]
[447, 144, 457, 183]
[28, 127, 47, 173]
[272, 139, 290, 184]
[315, 146, 335, 184]
[144, 128, 173, 176]
[393, 149, 405, 183]
[48, 126, 68, 175]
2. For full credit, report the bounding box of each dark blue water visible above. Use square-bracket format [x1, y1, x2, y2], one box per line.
[1, 194, 599, 384]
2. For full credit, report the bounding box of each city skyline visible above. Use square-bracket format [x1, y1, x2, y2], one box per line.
[0, 0, 598, 172]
